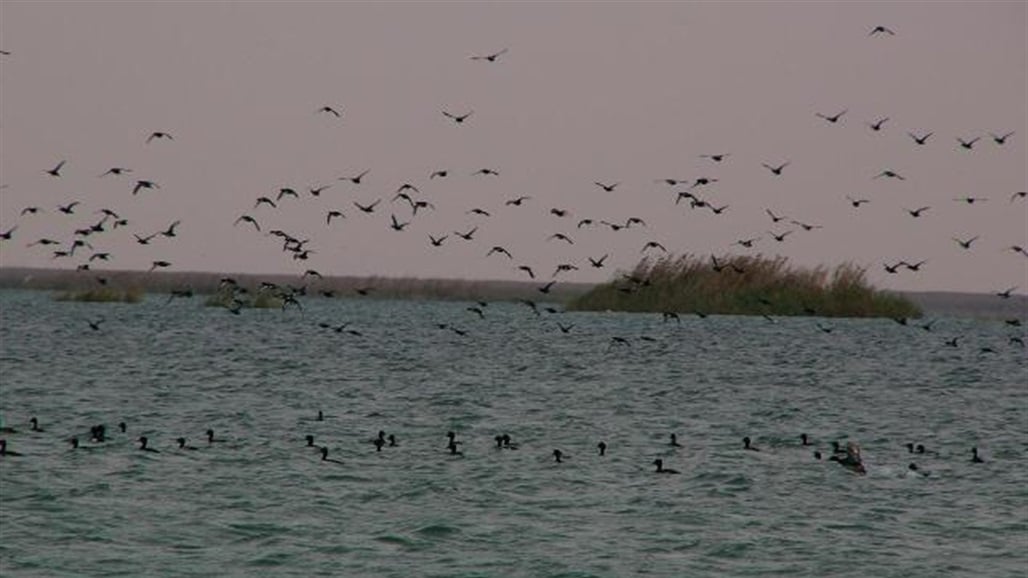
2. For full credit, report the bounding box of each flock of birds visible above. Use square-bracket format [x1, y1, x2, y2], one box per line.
[0, 30, 1024, 357]
[0, 412, 988, 479]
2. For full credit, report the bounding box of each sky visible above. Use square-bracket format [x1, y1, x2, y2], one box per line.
[0, 1, 1025, 294]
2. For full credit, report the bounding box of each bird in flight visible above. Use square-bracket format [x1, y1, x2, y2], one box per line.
[160, 220, 181, 237]
[588, 254, 608, 268]
[443, 111, 473, 124]
[389, 214, 409, 231]
[57, 201, 80, 215]
[354, 199, 381, 213]
[472, 168, 499, 176]
[133, 180, 159, 195]
[487, 246, 513, 259]
[146, 131, 173, 143]
[905, 206, 930, 217]
[762, 161, 790, 176]
[908, 131, 933, 145]
[428, 234, 447, 247]
[470, 48, 508, 62]
[548, 233, 574, 245]
[309, 184, 331, 197]
[815, 109, 847, 123]
[316, 106, 342, 118]
[594, 181, 619, 192]
[454, 226, 477, 241]
[340, 169, 370, 184]
[990, 131, 1014, 145]
[505, 196, 531, 206]
[954, 196, 987, 204]
[234, 215, 260, 231]
[957, 136, 981, 150]
[149, 260, 172, 272]
[874, 170, 905, 180]
[869, 25, 895, 36]
[0, 226, 15, 241]
[765, 209, 787, 223]
[1010, 191, 1027, 202]
[429, 169, 448, 179]
[326, 210, 345, 225]
[867, 117, 889, 131]
[641, 241, 667, 253]
[769, 230, 792, 243]
[846, 196, 870, 207]
[100, 167, 131, 177]
[255, 196, 277, 209]
[700, 153, 730, 162]
[45, 160, 66, 177]
[953, 235, 979, 250]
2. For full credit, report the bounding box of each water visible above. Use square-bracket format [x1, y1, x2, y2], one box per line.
[1, 289, 1025, 577]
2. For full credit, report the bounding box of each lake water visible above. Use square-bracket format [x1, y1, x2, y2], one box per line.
[0, 289, 1025, 577]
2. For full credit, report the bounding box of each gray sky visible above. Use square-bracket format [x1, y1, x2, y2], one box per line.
[1, 1, 1025, 294]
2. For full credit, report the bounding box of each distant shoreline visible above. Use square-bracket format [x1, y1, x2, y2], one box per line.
[0, 266, 1023, 320]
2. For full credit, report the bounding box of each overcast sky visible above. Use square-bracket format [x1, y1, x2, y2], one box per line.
[0, 1, 1025, 294]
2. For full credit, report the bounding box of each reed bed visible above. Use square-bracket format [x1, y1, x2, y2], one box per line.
[566, 253, 921, 318]
[53, 287, 144, 304]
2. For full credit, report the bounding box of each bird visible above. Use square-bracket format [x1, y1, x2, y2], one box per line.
[990, 131, 1015, 145]
[467, 208, 491, 217]
[132, 180, 159, 195]
[430, 169, 448, 179]
[486, 246, 512, 259]
[149, 260, 172, 272]
[326, 210, 345, 224]
[517, 265, 535, 279]
[99, 167, 131, 177]
[429, 234, 447, 247]
[874, 170, 905, 180]
[735, 237, 760, 248]
[996, 287, 1017, 299]
[550, 208, 569, 218]
[957, 136, 981, 150]
[316, 105, 342, 118]
[765, 209, 787, 223]
[641, 241, 667, 253]
[45, 160, 67, 177]
[354, 199, 381, 213]
[160, 220, 181, 237]
[547, 233, 573, 245]
[57, 201, 80, 215]
[0, 226, 15, 241]
[442, 110, 473, 124]
[846, 196, 870, 207]
[594, 181, 619, 192]
[134, 232, 157, 245]
[20, 206, 41, 215]
[308, 184, 331, 197]
[867, 117, 889, 131]
[87, 318, 104, 331]
[769, 230, 793, 242]
[470, 48, 508, 62]
[537, 281, 557, 294]
[254, 196, 277, 209]
[869, 25, 895, 36]
[908, 131, 933, 145]
[588, 254, 608, 268]
[146, 131, 173, 143]
[505, 196, 531, 206]
[954, 196, 987, 204]
[700, 153, 730, 162]
[815, 109, 847, 123]
[389, 215, 409, 231]
[557, 322, 574, 334]
[340, 169, 370, 184]
[276, 187, 299, 201]
[454, 227, 477, 241]
[1010, 191, 1027, 202]
[791, 220, 822, 231]
[953, 235, 979, 250]
[472, 168, 499, 176]
[234, 215, 260, 231]
[652, 458, 679, 474]
[762, 161, 790, 175]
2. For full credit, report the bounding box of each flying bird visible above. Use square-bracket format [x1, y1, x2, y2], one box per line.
[389, 215, 409, 231]
[953, 235, 979, 250]
[255, 196, 277, 208]
[454, 227, 477, 241]
[547, 233, 574, 245]
[326, 210, 345, 224]
[908, 131, 932, 145]
[990, 131, 1014, 145]
[235, 215, 260, 231]
[594, 181, 619, 192]
[957, 136, 981, 150]
[506, 196, 531, 206]
[472, 168, 499, 176]
[905, 206, 930, 217]
[443, 111, 473, 124]
[149, 260, 171, 272]
[815, 109, 847, 123]
[486, 246, 513, 259]
[700, 153, 730, 162]
[316, 105, 342, 117]
[160, 220, 181, 237]
[867, 117, 889, 131]
[132, 180, 159, 195]
[100, 167, 132, 177]
[340, 169, 370, 184]
[470, 48, 508, 62]
[58, 201, 80, 214]
[45, 160, 66, 177]
[762, 161, 790, 176]
[146, 131, 173, 143]
[588, 254, 608, 268]
[428, 234, 447, 247]
[641, 241, 667, 253]
[846, 196, 870, 207]
[874, 170, 905, 180]
[354, 199, 381, 213]
[869, 25, 895, 36]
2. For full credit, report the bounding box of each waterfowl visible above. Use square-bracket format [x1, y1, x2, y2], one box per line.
[652, 458, 679, 474]
[138, 436, 160, 453]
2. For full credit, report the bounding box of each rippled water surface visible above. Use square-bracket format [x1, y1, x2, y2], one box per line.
[1, 290, 1026, 577]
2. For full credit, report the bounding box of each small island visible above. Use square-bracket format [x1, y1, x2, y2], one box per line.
[565, 254, 922, 318]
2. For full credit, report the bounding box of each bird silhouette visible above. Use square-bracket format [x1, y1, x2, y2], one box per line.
[957, 136, 981, 150]
[429, 234, 447, 247]
[99, 167, 131, 177]
[234, 215, 260, 231]
[517, 265, 535, 279]
[58, 201, 80, 214]
[1010, 191, 1027, 202]
[765, 209, 787, 223]
[953, 235, 979, 249]
[588, 254, 608, 268]
[867, 117, 889, 131]
[132, 180, 159, 195]
[908, 131, 933, 145]
[762, 161, 790, 175]
[454, 227, 477, 241]
[146, 131, 173, 143]
[354, 199, 381, 213]
[846, 196, 870, 207]
[769, 230, 793, 242]
[472, 168, 499, 176]
[874, 170, 905, 180]
[316, 105, 342, 118]
[389, 214, 409, 231]
[905, 206, 930, 217]
[641, 241, 667, 253]
[700, 153, 730, 162]
[0, 226, 16, 240]
[45, 160, 67, 177]
[594, 181, 619, 192]
[308, 184, 331, 197]
[954, 196, 987, 204]
[815, 109, 847, 123]
[160, 220, 181, 237]
[470, 48, 508, 62]
[547, 233, 574, 245]
[326, 210, 345, 224]
[869, 25, 895, 36]
[505, 196, 531, 206]
[990, 131, 1015, 145]
[340, 169, 370, 184]
[430, 169, 448, 179]
[443, 110, 473, 124]
[467, 208, 491, 217]
[486, 246, 513, 259]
